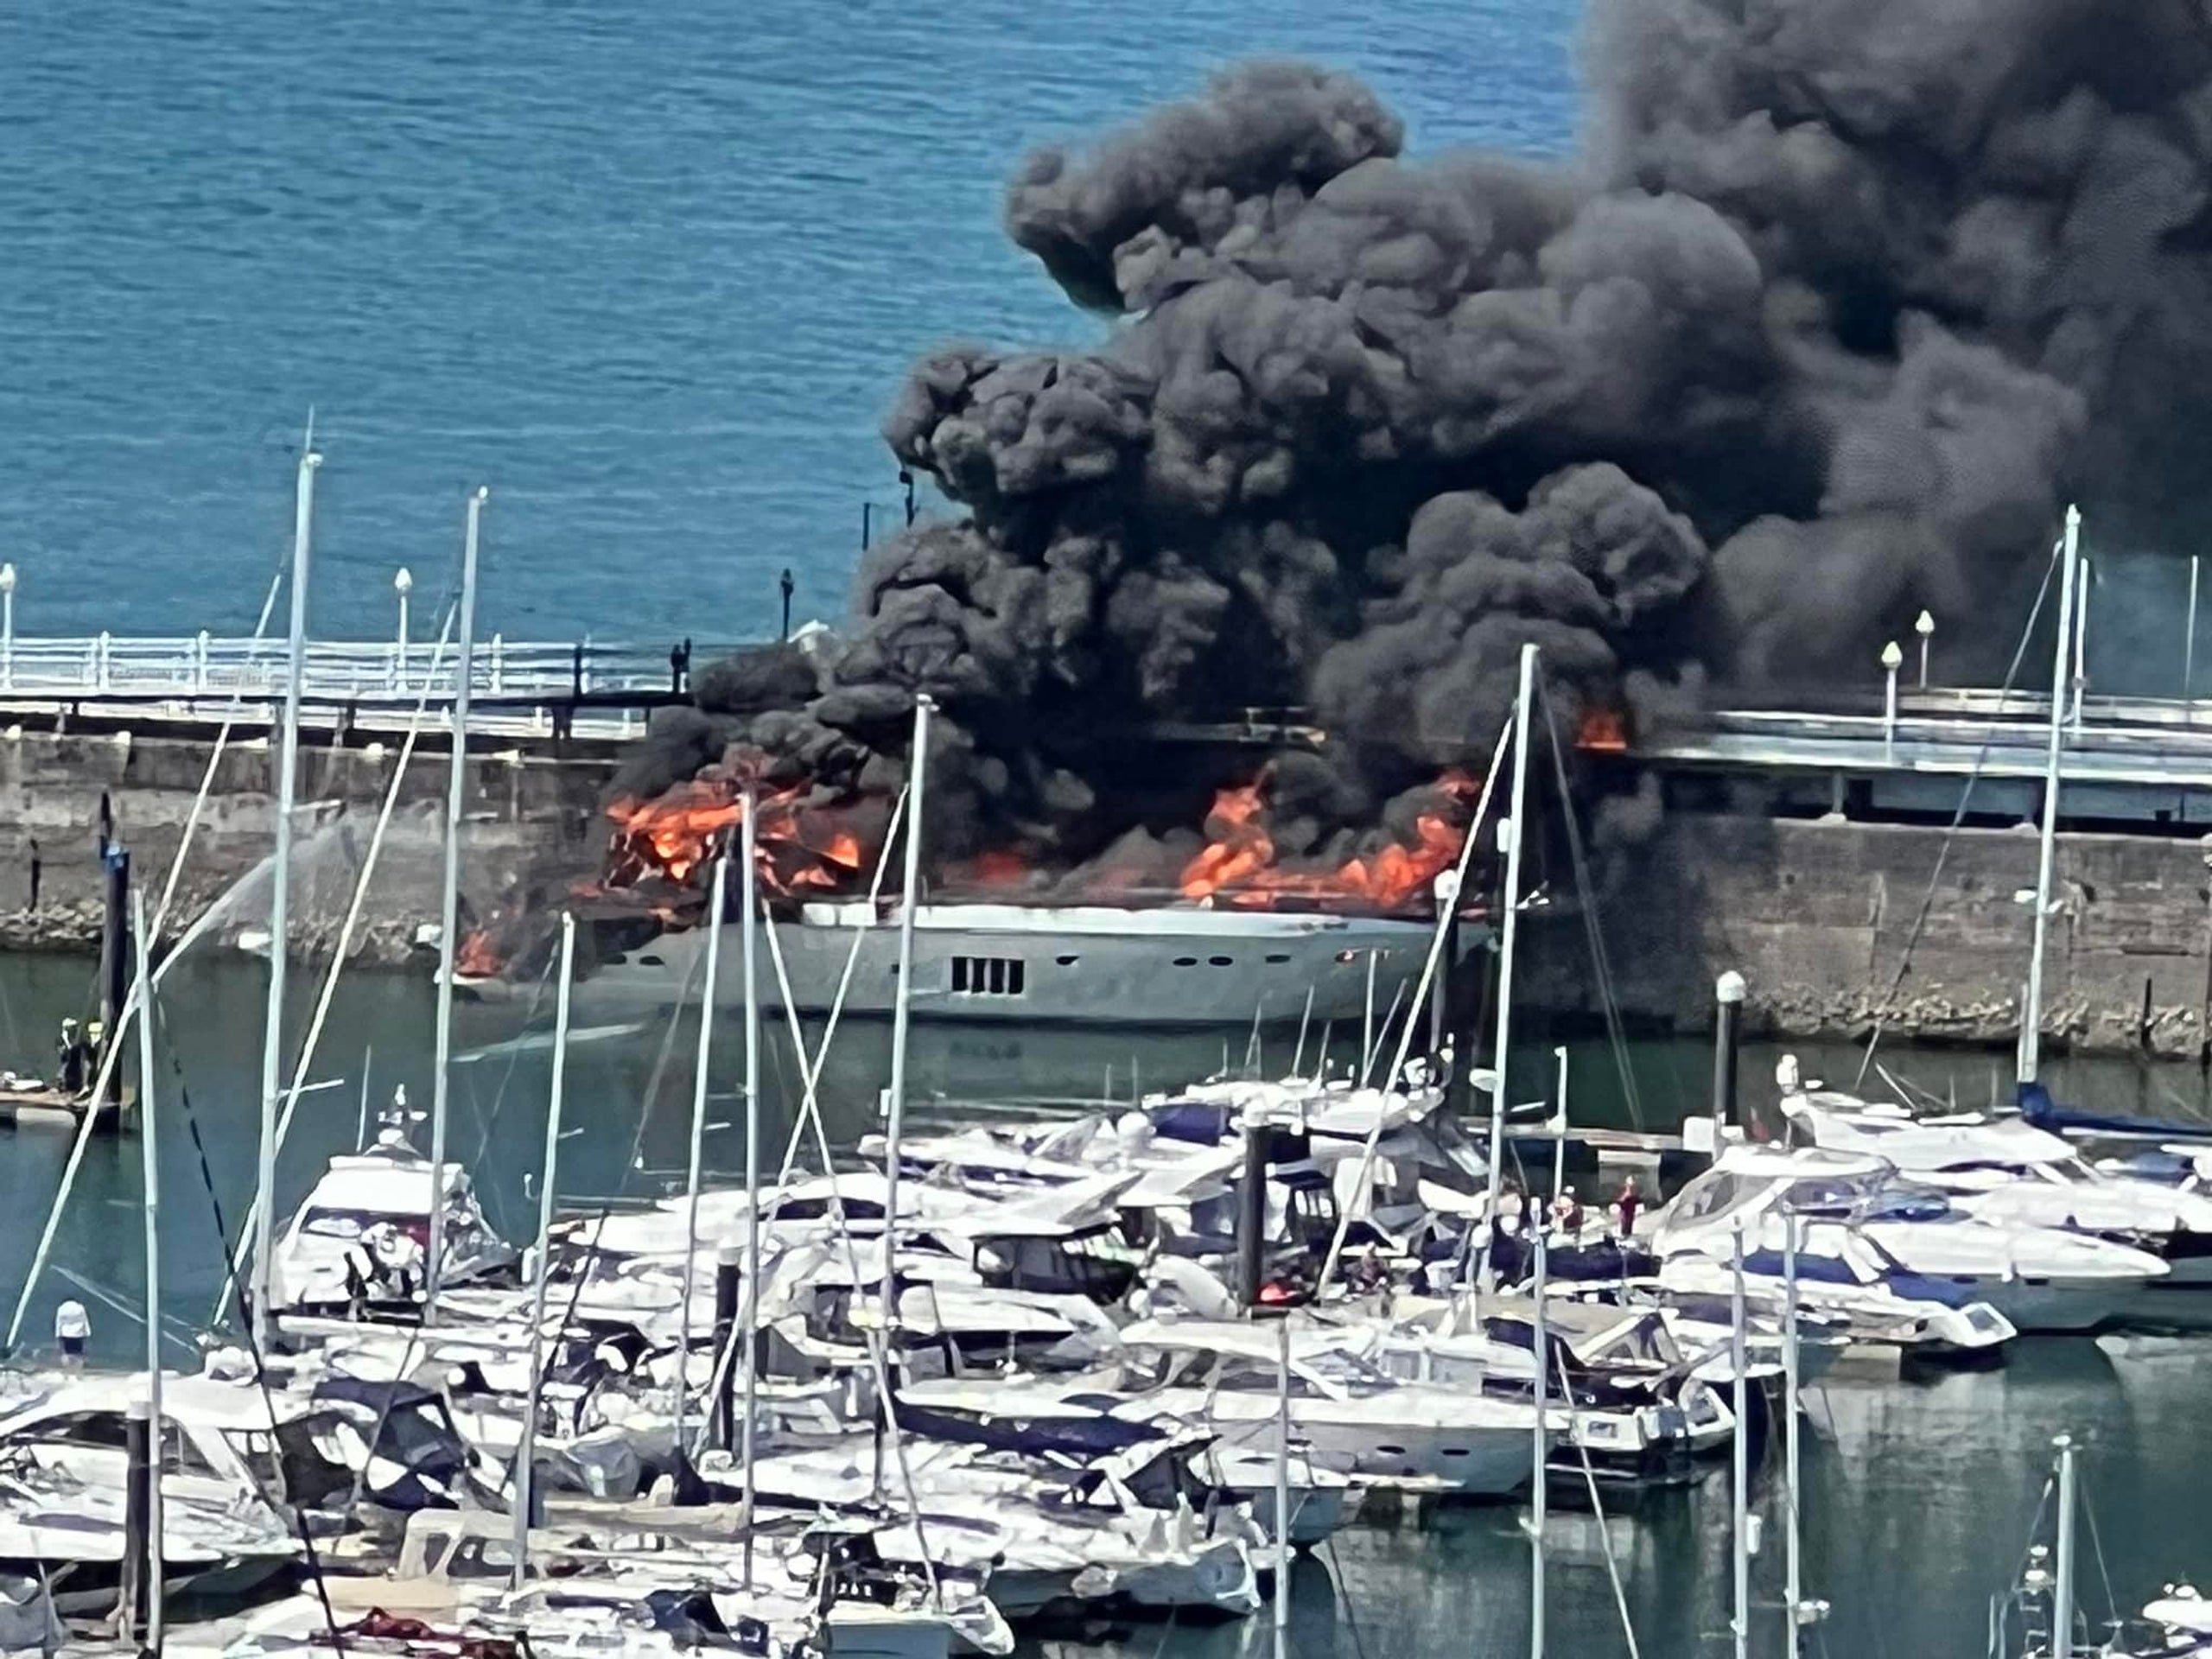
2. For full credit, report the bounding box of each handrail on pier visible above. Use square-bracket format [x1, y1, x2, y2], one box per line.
[0, 634, 739, 703]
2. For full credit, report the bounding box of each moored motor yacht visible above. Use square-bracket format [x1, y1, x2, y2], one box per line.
[554, 900, 1444, 1027]
[1780, 1083, 2212, 1293]
[1651, 1145, 2169, 1333]
[1112, 1317, 1541, 1496]
[269, 1116, 516, 1319]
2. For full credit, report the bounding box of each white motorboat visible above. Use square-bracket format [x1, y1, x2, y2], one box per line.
[2132, 1584, 2212, 1656]
[563, 901, 1440, 1027]
[1113, 1317, 1541, 1495]
[733, 1433, 1262, 1621]
[1655, 1237, 2017, 1363]
[1651, 1146, 2170, 1333]
[315, 1506, 1002, 1659]
[890, 1373, 1359, 1545]
[1782, 1086, 2212, 1294]
[269, 1124, 516, 1318]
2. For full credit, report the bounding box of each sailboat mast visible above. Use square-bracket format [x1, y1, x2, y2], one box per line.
[673, 855, 730, 1476]
[1529, 1227, 1548, 1659]
[133, 891, 164, 1653]
[427, 486, 486, 1319]
[739, 792, 763, 1587]
[512, 911, 575, 1592]
[880, 694, 932, 1331]
[1481, 642, 1539, 1280]
[1783, 1207, 1803, 1640]
[1731, 1220, 1750, 1659]
[1272, 1314, 1290, 1659]
[2053, 1434, 2077, 1659]
[253, 445, 316, 1353]
[2023, 506, 2082, 1086]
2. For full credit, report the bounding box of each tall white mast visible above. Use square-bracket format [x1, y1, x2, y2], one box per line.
[512, 911, 575, 1591]
[1480, 642, 1539, 1281]
[427, 486, 486, 1317]
[1783, 1207, 1804, 1642]
[1271, 1315, 1291, 1659]
[738, 792, 763, 1586]
[673, 855, 729, 1476]
[2052, 1434, 2078, 1659]
[2022, 506, 2082, 1086]
[1731, 1220, 1751, 1659]
[1529, 1227, 1548, 1659]
[133, 891, 165, 1654]
[880, 694, 932, 1330]
[253, 445, 316, 1352]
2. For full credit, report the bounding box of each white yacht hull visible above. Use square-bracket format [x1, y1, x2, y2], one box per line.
[1173, 1407, 1529, 1497]
[569, 904, 1441, 1027]
[1970, 1276, 2145, 1333]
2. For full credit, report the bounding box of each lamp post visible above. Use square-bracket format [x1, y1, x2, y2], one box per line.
[1915, 608, 1935, 689]
[1881, 639, 1904, 760]
[0, 563, 16, 691]
[2071, 556, 2091, 728]
[392, 567, 413, 690]
[2187, 556, 2201, 714]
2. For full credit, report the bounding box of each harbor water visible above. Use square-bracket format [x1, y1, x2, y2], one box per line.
[0, 946, 2206, 1656]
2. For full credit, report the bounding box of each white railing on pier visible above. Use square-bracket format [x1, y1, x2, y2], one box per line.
[0, 635, 717, 704]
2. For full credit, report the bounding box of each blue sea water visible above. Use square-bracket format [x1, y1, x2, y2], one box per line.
[0, 0, 1577, 644]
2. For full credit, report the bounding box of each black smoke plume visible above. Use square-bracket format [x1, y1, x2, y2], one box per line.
[634, 3, 2212, 871]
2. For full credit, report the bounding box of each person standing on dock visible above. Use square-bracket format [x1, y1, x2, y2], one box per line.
[55, 1020, 84, 1095]
[52, 1301, 87, 1369]
[1615, 1176, 1642, 1242]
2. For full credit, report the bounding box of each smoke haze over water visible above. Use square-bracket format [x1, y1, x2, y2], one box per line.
[644, 0, 2212, 866]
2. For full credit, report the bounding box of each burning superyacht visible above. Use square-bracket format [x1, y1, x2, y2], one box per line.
[459, 735, 1481, 1027]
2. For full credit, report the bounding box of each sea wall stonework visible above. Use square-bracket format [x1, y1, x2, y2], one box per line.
[1522, 812, 2212, 1057]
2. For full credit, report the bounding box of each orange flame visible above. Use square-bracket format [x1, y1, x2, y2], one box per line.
[1177, 770, 1478, 913]
[454, 929, 503, 978]
[1577, 708, 1629, 752]
[603, 772, 879, 902]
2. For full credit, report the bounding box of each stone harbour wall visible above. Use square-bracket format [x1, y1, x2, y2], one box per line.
[1522, 811, 2212, 1057]
[0, 725, 617, 963]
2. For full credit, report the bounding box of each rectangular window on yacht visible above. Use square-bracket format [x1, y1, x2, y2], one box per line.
[950, 957, 1026, 996]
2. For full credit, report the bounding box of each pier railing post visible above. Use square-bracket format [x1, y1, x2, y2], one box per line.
[1713, 970, 1747, 1136]
[1880, 640, 1903, 760]
[490, 632, 505, 695]
[0, 563, 16, 690]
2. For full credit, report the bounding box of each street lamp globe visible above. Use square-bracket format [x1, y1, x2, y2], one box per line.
[1915, 609, 1935, 639]
[1880, 639, 1904, 671]
[0, 563, 17, 595]
[393, 567, 413, 597]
